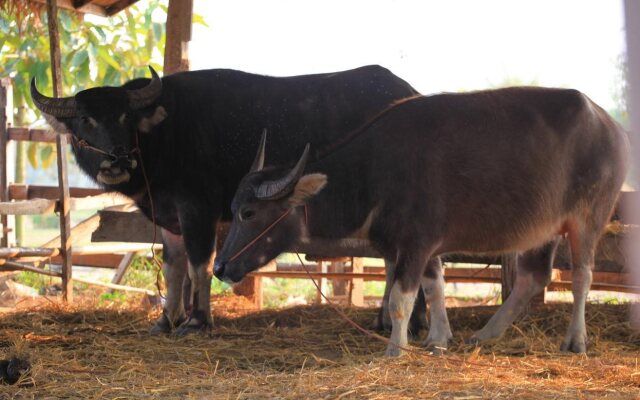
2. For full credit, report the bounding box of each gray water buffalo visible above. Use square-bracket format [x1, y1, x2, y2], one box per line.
[214, 87, 629, 356]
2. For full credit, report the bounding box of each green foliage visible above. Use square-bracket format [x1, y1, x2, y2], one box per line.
[0, 1, 168, 167]
[14, 271, 52, 291]
[98, 291, 128, 305]
[121, 255, 161, 291]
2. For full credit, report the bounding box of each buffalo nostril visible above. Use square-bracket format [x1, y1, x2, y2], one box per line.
[214, 260, 226, 280]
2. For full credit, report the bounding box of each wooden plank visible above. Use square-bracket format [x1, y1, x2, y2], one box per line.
[7, 128, 57, 143]
[57, 134, 73, 302]
[51, 253, 123, 268]
[92, 210, 162, 243]
[0, 199, 56, 215]
[70, 193, 132, 211]
[0, 195, 130, 215]
[0, 247, 60, 258]
[8, 184, 105, 201]
[73, 276, 154, 296]
[163, 0, 193, 74]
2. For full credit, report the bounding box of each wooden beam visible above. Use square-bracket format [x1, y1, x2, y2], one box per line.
[92, 209, 162, 243]
[72, 276, 154, 296]
[163, 0, 193, 74]
[0, 259, 61, 277]
[56, 133, 73, 302]
[7, 128, 57, 143]
[8, 184, 105, 201]
[31, 0, 108, 16]
[0, 199, 56, 215]
[105, 0, 140, 16]
[108, 251, 136, 291]
[0, 247, 60, 258]
[50, 253, 124, 268]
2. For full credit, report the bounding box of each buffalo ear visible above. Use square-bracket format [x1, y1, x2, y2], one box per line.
[138, 105, 167, 133]
[287, 173, 327, 206]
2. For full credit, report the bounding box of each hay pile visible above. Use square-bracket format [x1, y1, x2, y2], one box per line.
[0, 296, 639, 399]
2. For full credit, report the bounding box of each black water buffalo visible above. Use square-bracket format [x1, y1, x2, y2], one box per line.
[30, 65, 419, 334]
[215, 87, 629, 355]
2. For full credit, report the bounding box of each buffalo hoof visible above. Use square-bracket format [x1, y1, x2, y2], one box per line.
[384, 343, 407, 357]
[150, 312, 185, 335]
[464, 336, 482, 346]
[560, 338, 587, 354]
[422, 338, 450, 356]
[174, 316, 212, 337]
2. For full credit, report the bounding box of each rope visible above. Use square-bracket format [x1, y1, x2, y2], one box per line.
[133, 132, 165, 299]
[294, 251, 508, 369]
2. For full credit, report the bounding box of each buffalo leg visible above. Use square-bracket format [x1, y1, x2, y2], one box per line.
[561, 224, 599, 353]
[376, 258, 429, 338]
[376, 257, 396, 331]
[174, 199, 218, 336]
[421, 257, 452, 353]
[386, 249, 431, 357]
[470, 238, 560, 343]
[150, 229, 188, 334]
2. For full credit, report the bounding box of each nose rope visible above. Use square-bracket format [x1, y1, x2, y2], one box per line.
[71, 136, 139, 160]
[227, 208, 293, 263]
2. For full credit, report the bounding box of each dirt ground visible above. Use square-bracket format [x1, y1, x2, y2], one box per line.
[0, 295, 639, 399]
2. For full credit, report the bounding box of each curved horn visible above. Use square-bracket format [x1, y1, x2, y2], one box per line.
[255, 143, 310, 200]
[127, 66, 163, 110]
[250, 129, 268, 173]
[30, 78, 77, 118]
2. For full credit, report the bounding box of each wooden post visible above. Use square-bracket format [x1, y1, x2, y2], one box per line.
[231, 260, 275, 308]
[316, 260, 328, 304]
[107, 251, 137, 293]
[0, 79, 10, 248]
[330, 261, 348, 297]
[57, 134, 73, 302]
[624, 0, 640, 328]
[46, 0, 63, 97]
[349, 257, 364, 307]
[164, 0, 193, 74]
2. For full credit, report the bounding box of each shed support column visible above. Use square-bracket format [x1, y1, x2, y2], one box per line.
[57, 134, 73, 302]
[624, 0, 640, 328]
[164, 0, 193, 75]
[0, 79, 11, 248]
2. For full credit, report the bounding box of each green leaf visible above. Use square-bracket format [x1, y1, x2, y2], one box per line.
[71, 49, 88, 68]
[27, 143, 38, 169]
[41, 145, 55, 169]
[97, 48, 120, 70]
[192, 14, 209, 27]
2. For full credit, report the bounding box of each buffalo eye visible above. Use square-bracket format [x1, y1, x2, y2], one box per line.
[239, 208, 256, 221]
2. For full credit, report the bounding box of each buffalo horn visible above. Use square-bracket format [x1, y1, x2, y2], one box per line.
[255, 143, 310, 200]
[250, 129, 268, 172]
[30, 78, 77, 118]
[127, 66, 163, 110]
